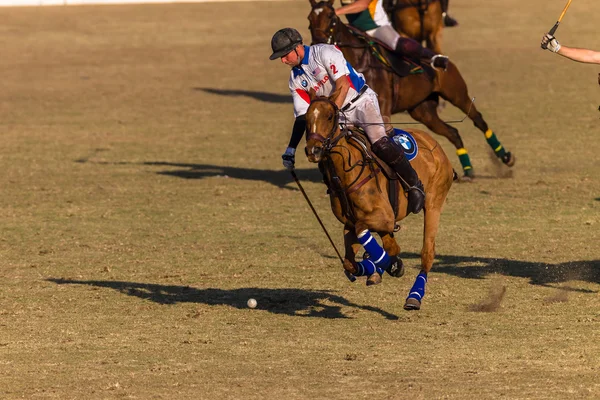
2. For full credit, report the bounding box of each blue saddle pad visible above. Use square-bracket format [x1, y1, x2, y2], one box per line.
[391, 128, 418, 161]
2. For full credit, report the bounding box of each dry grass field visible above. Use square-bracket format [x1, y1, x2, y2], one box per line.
[0, 0, 599, 398]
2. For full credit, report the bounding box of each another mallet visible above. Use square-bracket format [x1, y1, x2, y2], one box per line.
[542, 0, 573, 48]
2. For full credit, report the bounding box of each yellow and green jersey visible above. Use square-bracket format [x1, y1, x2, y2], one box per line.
[346, 0, 390, 31]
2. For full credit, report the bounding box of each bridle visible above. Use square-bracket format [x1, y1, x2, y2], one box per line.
[305, 98, 343, 154]
[309, 2, 338, 45]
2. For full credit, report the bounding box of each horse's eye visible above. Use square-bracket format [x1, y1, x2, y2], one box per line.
[328, 114, 333, 121]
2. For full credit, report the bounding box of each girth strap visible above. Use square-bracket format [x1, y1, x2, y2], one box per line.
[346, 167, 381, 195]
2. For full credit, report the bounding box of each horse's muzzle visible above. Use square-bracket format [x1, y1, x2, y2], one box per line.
[305, 145, 323, 163]
[310, 32, 330, 45]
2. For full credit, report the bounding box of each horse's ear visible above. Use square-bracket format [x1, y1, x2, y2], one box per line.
[309, 0, 317, 6]
[308, 88, 317, 102]
[327, 0, 334, 4]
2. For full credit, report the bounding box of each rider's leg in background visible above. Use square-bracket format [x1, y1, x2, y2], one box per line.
[366, 24, 401, 51]
[366, 25, 448, 70]
[396, 36, 449, 70]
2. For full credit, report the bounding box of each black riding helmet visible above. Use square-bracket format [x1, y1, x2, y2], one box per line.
[269, 28, 303, 60]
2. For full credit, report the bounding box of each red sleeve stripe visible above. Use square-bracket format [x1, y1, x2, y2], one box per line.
[296, 89, 310, 104]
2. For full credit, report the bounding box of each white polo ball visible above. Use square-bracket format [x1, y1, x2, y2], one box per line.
[247, 298, 257, 309]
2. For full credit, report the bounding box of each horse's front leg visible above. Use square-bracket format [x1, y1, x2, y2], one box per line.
[342, 224, 361, 282]
[343, 222, 394, 286]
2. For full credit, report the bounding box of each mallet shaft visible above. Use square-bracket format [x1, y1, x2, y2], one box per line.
[290, 170, 344, 265]
[548, 0, 573, 35]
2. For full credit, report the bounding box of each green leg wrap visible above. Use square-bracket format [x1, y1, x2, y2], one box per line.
[456, 148, 473, 174]
[485, 129, 507, 158]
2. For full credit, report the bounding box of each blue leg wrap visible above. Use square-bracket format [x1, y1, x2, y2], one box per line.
[357, 230, 391, 270]
[352, 259, 385, 277]
[406, 272, 428, 302]
[345, 230, 389, 280]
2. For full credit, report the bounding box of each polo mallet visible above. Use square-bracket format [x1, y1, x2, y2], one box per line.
[541, 0, 573, 49]
[290, 170, 356, 282]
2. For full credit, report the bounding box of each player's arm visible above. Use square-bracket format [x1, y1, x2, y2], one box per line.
[330, 76, 351, 109]
[281, 85, 311, 170]
[287, 114, 307, 150]
[559, 46, 600, 65]
[336, 0, 371, 16]
[542, 34, 600, 65]
[322, 47, 352, 108]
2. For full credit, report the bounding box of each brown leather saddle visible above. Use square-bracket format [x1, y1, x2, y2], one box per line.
[319, 127, 404, 224]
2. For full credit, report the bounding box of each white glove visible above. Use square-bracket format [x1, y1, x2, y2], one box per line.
[281, 147, 296, 170]
[541, 33, 561, 53]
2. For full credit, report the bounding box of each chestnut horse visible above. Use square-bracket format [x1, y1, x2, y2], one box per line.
[388, 0, 444, 53]
[308, 0, 515, 178]
[304, 95, 454, 310]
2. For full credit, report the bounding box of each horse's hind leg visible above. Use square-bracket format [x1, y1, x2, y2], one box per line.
[409, 99, 475, 178]
[404, 193, 446, 311]
[438, 63, 516, 167]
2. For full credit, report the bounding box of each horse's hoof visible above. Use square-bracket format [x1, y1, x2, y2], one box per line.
[404, 298, 421, 310]
[344, 270, 357, 283]
[386, 256, 405, 278]
[458, 175, 473, 183]
[502, 152, 515, 167]
[366, 273, 382, 286]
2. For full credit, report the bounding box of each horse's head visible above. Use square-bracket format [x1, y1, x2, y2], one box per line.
[308, 0, 337, 45]
[305, 95, 340, 163]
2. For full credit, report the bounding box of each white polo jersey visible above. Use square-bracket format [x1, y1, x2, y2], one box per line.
[289, 44, 367, 118]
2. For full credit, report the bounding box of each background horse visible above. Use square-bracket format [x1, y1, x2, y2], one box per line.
[308, 0, 515, 178]
[387, 0, 444, 53]
[304, 95, 454, 310]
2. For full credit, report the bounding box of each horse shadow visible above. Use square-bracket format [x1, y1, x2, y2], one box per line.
[46, 278, 399, 320]
[194, 87, 292, 104]
[401, 252, 600, 292]
[144, 162, 324, 189]
[75, 155, 324, 189]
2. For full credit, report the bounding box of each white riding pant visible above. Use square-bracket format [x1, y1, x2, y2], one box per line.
[366, 24, 401, 50]
[340, 88, 388, 144]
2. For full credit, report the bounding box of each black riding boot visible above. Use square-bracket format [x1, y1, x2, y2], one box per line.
[372, 136, 425, 214]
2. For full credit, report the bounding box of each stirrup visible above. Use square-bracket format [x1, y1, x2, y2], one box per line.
[431, 55, 449, 71]
[407, 184, 425, 197]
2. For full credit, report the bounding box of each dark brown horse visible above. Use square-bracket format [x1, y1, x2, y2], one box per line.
[388, 0, 444, 53]
[304, 95, 454, 310]
[308, 0, 515, 178]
